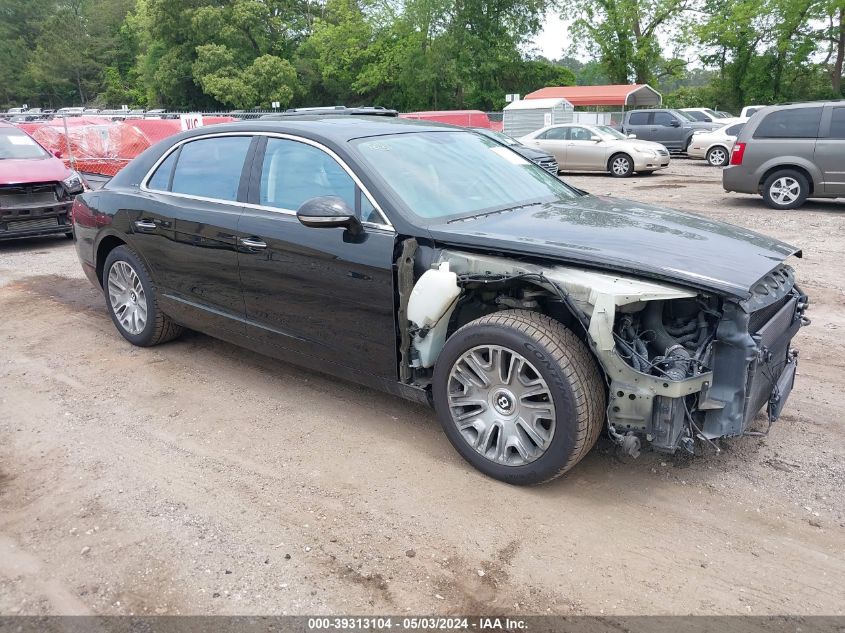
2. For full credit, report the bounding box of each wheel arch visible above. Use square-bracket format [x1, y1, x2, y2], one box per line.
[607, 152, 633, 173]
[95, 233, 127, 287]
[757, 162, 818, 195]
[443, 280, 608, 385]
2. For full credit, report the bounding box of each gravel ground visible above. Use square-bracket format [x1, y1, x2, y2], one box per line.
[0, 159, 843, 616]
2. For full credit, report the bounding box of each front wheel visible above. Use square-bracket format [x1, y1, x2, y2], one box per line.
[608, 154, 634, 177]
[762, 170, 809, 209]
[103, 245, 183, 346]
[432, 310, 606, 485]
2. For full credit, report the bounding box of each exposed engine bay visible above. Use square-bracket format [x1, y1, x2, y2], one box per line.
[400, 239, 809, 457]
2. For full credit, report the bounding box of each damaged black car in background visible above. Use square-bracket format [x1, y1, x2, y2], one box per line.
[70, 117, 809, 485]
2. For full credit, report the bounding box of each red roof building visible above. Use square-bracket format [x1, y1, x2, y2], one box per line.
[524, 84, 662, 108]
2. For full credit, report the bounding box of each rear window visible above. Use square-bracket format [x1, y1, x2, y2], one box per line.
[170, 136, 252, 201]
[628, 112, 650, 125]
[725, 123, 745, 136]
[828, 107, 845, 139]
[0, 128, 49, 159]
[753, 107, 822, 139]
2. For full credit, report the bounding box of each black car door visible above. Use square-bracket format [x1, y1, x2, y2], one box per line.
[236, 135, 398, 379]
[133, 134, 257, 334]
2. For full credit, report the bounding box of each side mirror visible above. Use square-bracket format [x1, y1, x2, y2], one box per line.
[627, 133, 637, 139]
[53, 150, 63, 159]
[590, 135, 602, 142]
[296, 196, 362, 235]
[670, 119, 681, 127]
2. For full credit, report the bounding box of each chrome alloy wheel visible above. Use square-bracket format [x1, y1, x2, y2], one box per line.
[769, 177, 801, 205]
[107, 261, 148, 335]
[611, 156, 631, 175]
[707, 147, 727, 166]
[446, 345, 556, 466]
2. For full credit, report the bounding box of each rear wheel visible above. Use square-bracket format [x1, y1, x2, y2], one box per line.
[103, 245, 183, 346]
[706, 146, 729, 167]
[608, 154, 633, 178]
[762, 169, 809, 209]
[432, 310, 606, 485]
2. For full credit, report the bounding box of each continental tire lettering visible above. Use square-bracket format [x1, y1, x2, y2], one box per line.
[523, 342, 566, 391]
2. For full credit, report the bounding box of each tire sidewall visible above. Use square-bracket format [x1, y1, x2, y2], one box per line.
[103, 245, 161, 346]
[432, 322, 580, 485]
[609, 154, 633, 178]
[762, 170, 809, 209]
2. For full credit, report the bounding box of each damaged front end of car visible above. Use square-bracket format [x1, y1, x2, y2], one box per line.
[399, 240, 809, 457]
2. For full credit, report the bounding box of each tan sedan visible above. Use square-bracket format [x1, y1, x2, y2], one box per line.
[519, 124, 670, 177]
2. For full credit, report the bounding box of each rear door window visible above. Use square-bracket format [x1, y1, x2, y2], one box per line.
[540, 127, 567, 140]
[753, 107, 823, 139]
[628, 112, 650, 125]
[170, 136, 252, 201]
[827, 107, 845, 139]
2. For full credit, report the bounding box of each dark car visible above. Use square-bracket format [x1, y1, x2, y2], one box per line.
[1, 121, 84, 240]
[615, 109, 721, 153]
[470, 127, 559, 175]
[71, 117, 808, 485]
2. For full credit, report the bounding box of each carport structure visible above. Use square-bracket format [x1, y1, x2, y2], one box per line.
[524, 84, 662, 108]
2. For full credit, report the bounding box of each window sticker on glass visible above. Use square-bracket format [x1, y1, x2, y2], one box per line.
[363, 142, 391, 151]
[8, 135, 36, 145]
[489, 145, 529, 165]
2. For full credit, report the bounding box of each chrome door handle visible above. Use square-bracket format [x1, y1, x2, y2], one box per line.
[134, 219, 157, 230]
[239, 237, 267, 249]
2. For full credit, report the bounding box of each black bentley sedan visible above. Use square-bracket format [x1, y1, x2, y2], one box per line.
[72, 116, 808, 484]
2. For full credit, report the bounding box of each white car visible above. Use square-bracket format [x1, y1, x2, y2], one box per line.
[520, 124, 670, 177]
[740, 105, 766, 119]
[687, 121, 747, 166]
[680, 108, 741, 125]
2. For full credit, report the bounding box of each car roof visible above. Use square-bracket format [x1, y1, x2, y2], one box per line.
[173, 116, 458, 144]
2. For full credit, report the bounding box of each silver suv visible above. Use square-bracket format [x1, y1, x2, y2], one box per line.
[722, 101, 844, 209]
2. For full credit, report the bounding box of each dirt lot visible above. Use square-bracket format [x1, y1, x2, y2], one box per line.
[1, 159, 843, 616]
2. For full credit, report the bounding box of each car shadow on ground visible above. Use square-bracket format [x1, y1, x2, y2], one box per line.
[10, 273, 749, 498]
[558, 169, 669, 179]
[724, 195, 845, 213]
[0, 234, 73, 254]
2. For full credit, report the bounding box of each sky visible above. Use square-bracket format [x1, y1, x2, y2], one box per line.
[531, 11, 574, 60]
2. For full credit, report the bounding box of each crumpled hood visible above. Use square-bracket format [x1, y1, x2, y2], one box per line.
[426, 195, 800, 298]
[0, 157, 72, 185]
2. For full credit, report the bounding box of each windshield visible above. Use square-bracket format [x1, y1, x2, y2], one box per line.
[0, 128, 49, 160]
[354, 131, 579, 221]
[673, 109, 697, 122]
[594, 125, 627, 140]
[705, 108, 725, 118]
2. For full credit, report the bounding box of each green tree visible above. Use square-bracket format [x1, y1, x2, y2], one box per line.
[561, 0, 692, 84]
